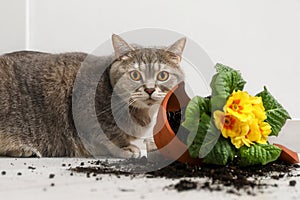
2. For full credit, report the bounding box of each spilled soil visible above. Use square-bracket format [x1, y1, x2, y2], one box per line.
[71, 110, 299, 196]
[71, 157, 299, 196]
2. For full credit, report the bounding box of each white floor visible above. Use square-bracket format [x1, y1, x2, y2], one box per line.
[0, 157, 299, 200]
[1, 120, 300, 200]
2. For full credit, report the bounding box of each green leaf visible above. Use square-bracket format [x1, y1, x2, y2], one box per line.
[182, 96, 210, 133]
[186, 131, 201, 158]
[186, 113, 210, 158]
[212, 63, 246, 96]
[215, 63, 238, 73]
[210, 63, 246, 111]
[197, 120, 221, 159]
[256, 87, 291, 136]
[186, 113, 221, 159]
[210, 94, 227, 111]
[203, 137, 236, 165]
[238, 144, 282, 166]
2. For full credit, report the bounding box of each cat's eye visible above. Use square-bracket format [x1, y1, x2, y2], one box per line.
[129, 70, 142, 81]
[157, 71, 169, 81]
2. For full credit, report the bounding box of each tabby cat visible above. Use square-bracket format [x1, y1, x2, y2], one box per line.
[0, 34, 185, 158]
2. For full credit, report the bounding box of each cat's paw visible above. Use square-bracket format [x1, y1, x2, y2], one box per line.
[135, 115, 151, 127]
[5, 147, 41, 158]
[121, 144, 141, 158]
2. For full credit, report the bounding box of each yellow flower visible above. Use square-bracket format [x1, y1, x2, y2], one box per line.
[224, 91, 253, 122]
[251, 96, 267, 121]
[214, 110, 249, 145]
[246, 119, 261, 142]
[231, 136, 253, 149]
[229, 121, 253, 148]
[257, 122, 272, 144]
[213, 90, 272, 149]
[214, 110, 238, 138]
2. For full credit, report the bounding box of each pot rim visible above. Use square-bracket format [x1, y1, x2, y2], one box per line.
[161, 83, 181, 137]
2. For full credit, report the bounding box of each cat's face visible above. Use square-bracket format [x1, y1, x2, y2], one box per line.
[110, 35, 185, 109]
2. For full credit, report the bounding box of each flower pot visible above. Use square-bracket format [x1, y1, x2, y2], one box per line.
[153, 82, 202, 165]
[274, 143, 299, 164]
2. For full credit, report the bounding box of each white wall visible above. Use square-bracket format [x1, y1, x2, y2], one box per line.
[0, 0, 27, 52]
[1, 0, 300, 118]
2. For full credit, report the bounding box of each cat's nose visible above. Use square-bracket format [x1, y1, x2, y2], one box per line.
[144, 88, 155, 95]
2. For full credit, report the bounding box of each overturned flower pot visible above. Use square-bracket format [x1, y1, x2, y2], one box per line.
[153, 82, 202, 165]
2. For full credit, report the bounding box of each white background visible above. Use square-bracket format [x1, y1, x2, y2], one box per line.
[1, 0, 300, 118]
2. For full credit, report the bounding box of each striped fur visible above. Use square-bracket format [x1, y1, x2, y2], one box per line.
[0, 35, 186, 158]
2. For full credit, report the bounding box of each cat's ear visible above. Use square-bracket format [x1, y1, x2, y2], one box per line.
[165, 37, 186, 63]
[112, 34, 135, 59]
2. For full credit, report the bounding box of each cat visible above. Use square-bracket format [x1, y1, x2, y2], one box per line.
[0, 34, 186, 158]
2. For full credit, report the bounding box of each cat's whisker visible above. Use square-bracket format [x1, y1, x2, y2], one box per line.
[101, 101, 128, 112]
[100, 98, 133, 115]
[112, 102, 137, 126]
[96, 101, 129, 116]
[128, 99, 137, 107]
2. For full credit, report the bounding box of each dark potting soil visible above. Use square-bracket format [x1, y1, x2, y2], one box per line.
[71, 108, 299, 195]
[71, 157, 300, 195]
[167, 108, 189, 144]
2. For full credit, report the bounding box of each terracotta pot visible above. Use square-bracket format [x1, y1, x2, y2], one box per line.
[274, 143, 299, 164]
[153, 82, 202, 165]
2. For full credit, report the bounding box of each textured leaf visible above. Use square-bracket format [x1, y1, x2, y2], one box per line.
[210, 94, 227, 111]
[186, 113, 211, 158]
[210, 63, 246, 111]
[256, 87, 291, 136]
[203, 137, 236, 165]
[239, 144, 282, 166]
[213, 63, 246, 95]
[215, 63, 239, 73]
[182, 96, 210, 133]
[197, 120, 221, 159]
[187, 113, 221, 159]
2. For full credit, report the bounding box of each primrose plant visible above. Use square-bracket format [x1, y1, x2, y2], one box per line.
[182, 64, 290, 166]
